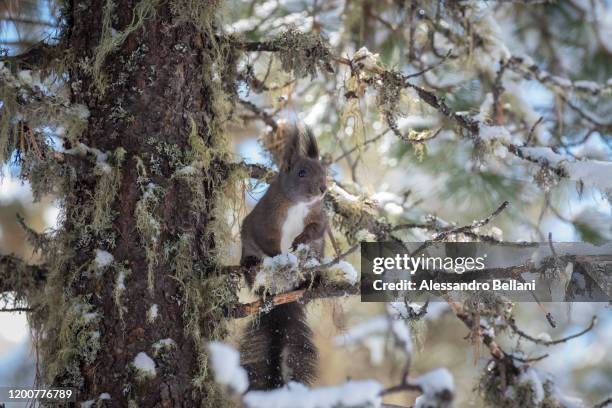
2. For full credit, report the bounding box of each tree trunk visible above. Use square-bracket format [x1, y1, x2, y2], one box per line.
[35, 1, 237, 406]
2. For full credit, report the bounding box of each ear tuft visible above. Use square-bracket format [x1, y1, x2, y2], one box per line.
[303, 128, 319, 159]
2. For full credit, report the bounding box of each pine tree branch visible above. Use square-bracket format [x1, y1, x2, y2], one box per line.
[238, 98, 278, 131]
[230, 283, 358, 318]
[0, 41, 62, 69]
[0, 254, 47, 295]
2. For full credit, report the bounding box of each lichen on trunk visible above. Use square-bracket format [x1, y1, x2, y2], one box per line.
[8, 0, 243, 406]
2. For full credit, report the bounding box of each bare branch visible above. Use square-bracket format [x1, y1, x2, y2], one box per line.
[0, 307, 34, 312]
[238, 99, 279, 131]
[508, 315, 597, 346]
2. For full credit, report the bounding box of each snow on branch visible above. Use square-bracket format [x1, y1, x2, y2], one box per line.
[244, 380, 384, 408]
[519, 147, 612, 197]
[237, 25, 612, 201]
[228, 244, 360, 318]
[334, 303, 414, 364]
[0, 61, 90, 162]
[207, 340, 456, 408]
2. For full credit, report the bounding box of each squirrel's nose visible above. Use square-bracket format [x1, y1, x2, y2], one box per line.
[319, 185, 327, 194]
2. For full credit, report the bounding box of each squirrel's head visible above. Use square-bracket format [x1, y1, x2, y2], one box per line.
[278, 127, 327, 203]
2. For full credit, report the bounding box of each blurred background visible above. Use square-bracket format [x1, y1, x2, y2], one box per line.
[1, 0, 610, 406]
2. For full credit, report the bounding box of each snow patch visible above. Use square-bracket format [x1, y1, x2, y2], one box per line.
[147, 304, 159, 323]
[390, 319, 412, 354]
[133, 352, 156, 378]
[334, 316, 389, 347]
[479, 125, 512, 143]
[330, 184, 359, 203]
[255, 253, 300, 294]
[207, 341, 249, 394]
[94, 249, 114, 268]
[355, 229, 376, 242]
[518, 368, 544, 404]
[521, 147, 612, 194]
[414, 368, 455, 408]
[153, 338, 176, 353]
[116, 270, 126, 291]
[243, 380, 383, 408]
[327, 261, 358, 285]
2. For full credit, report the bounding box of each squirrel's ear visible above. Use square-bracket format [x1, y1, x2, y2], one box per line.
[281, 129, 301, 171]
[304, 128, 319, 159]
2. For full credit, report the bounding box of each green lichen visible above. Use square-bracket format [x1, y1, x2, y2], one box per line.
[113, 263, 131, 324]
[39, 297, 101, 388]
[92, 147, 126, 237]
[270, 27, 332, 79]
[92, 0, 161, 93]
[170, 0, 221, 32]
[376, 69, 405, 127]
[187, 117, 213, 170]
[173, 232, 194, 281]
[134, 181, 162, 292]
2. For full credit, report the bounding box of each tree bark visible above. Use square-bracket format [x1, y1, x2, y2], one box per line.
[34, 1, 237, 406]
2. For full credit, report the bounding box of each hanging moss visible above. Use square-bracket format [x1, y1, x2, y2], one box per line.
[92, 0, 161, 93]
[172, 232, 194, 281]
[479, 365, 561, 408]
[38, 297, 101, 388]
[267, 27, 332, 80]
[113, 263, 131, 324]
[92, 147, 126, 237]
[376, 69, 405, 125]
[134, 181, 162, 293]
[170, 0, 221, 32]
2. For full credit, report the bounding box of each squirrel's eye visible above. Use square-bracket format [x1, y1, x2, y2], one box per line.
[298, 169, 306, 178]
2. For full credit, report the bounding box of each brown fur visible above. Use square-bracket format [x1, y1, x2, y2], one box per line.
[239, 127, 327, 389]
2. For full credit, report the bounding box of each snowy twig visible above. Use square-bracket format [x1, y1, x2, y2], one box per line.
[435, 201, 509, 239]
[407, 201, 509, 257]
[508, 315, 597, 346]
[333, 128, 390, 162]
[303, 244, 359, 272]
[230, 283, 358, 319]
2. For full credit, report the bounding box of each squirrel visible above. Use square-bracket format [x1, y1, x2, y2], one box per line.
[239, 126, 328, 390]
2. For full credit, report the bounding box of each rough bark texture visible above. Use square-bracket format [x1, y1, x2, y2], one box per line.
[33, 1, 237, 406]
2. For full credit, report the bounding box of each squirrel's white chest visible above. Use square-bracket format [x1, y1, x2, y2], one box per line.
[280, 201, 314, 254]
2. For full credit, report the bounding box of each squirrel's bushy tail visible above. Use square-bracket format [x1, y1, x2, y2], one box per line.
[240, 302, 317, 390]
